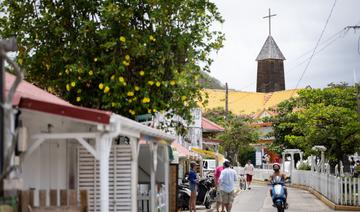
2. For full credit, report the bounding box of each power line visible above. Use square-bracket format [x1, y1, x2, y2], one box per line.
[293, 0, 337, 90]
[286, 29, 347, 75]
[291, 28, 345, 62]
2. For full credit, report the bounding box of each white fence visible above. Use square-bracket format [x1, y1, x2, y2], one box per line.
[252, 168, 360, 206]
[291, 170, 360, 206]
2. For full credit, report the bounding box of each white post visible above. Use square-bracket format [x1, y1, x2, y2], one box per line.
[320, 150, 325, 173]
[311, 155, 315, 172]
[282, 153, 285, 171]
[164, 145, 170, 212]
[130, 137, 139, 212]
[290, 152, 294, 176]
[150, 142, 158, 212]
[98, 134, 112, 212]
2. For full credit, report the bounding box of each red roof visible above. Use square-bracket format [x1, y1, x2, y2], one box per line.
[171, 141, 192, 158]
[5, 73, 70, 106]
[202, 118, 224, 132]
[6, 73, 112, 124]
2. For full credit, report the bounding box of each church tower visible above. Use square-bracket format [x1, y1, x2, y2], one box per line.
[256, 9, 285, 93]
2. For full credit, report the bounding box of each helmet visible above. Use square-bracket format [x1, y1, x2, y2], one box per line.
[273, 163, 281, 170]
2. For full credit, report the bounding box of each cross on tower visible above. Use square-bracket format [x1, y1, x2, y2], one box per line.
[263, 8, 277, 35]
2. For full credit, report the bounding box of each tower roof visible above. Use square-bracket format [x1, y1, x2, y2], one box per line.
[256, 35, 285, 61]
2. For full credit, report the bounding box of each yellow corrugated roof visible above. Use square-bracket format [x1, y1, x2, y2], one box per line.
[201, 89, 298, 115]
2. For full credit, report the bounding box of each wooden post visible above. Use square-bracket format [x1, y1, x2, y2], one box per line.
[130, 137, 139, 212]
[98, 135, 112, 212]
[150, 142, 158, 212]
[60, 190, 67, 206]
[50, 190, 57, 206]
[164, 146, 169, 212]
[80, 190, 88, 211]
[39, 190, 46, 207]
[29, 190, 34, 208]
[19, 190, 30, 212]
[68, 190, 77, 207]
[225, 83, 228, 116]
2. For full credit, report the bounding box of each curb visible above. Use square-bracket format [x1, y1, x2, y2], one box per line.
[291, 184, 360, 211]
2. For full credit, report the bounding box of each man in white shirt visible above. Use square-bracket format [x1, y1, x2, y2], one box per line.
[244, 160, 254, 189]
[219, 161, 237, 212]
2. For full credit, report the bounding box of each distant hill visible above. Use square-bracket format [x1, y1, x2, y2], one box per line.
[200, 72, 225, 89]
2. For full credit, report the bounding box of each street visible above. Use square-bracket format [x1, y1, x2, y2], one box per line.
[183, 184, 348, 212]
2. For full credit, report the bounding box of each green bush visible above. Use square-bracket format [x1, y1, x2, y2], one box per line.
[297, 162, 311, 170]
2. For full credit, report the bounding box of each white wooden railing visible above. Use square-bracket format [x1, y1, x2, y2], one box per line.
[291, 170, 341, 204]
[253, 168, 360, 206]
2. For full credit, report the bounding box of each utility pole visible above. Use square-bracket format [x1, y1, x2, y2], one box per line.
[354, 70, 360, 123]
[225, 82, 228, 117]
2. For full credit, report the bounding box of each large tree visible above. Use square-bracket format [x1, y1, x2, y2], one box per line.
[0, 0, 224, 129]
[270, 84, 360, 167]
[204, 107, 258, 164]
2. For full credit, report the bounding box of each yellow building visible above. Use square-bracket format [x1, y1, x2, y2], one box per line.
[201, 88, 299, 116]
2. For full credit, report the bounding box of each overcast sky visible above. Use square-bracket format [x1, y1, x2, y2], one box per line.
[210, 0, 360, 91]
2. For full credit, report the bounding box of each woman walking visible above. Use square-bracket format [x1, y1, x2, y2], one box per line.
[188, 161, 198, 212]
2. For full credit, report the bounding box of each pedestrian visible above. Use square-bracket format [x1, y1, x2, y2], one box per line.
[219, 160, 237, 212]
[350, 157, 356, 174]
[262, 155, 266, 169]
[244, 160, 254, 189]
[214, 160, 228, 212]
[188, 161, 198, 212]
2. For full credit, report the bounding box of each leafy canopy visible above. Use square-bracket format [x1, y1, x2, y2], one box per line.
[270, 84, 360, 163]
[204, 107, 258, 164]
[0, 0, 225, 126]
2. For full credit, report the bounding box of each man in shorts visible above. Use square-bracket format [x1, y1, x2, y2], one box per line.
[214, 160, 227, 212]
[219, 160, 237, 211]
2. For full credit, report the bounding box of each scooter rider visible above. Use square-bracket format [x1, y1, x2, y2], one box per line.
[269, 163, 288, 208]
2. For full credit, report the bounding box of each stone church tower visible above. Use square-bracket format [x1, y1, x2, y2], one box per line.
[256, 9, 286, 93]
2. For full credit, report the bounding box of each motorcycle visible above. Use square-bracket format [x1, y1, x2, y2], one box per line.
[177, 177, 213, 210]
[270, 176, 287, 212]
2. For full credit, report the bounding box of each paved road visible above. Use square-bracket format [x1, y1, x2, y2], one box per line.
[183, 184, 347, 212]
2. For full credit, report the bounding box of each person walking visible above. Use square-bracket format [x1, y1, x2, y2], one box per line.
[214, 160, 227, 212]
[188, 161, 198, 212]
[244, 160, 254, 190]
[219, 160, 237, 212]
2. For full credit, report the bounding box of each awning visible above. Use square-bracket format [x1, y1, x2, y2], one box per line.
[171, 141, 192, 158]
[191, 147, 225, 162]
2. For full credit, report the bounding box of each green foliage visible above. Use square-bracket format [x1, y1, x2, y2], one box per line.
[199, 72, 225, 89]
[203, 107, 258, 163]
[0, 0, 225, 127]
[297, 162, 311, 171]
[270, 85, 360, 164]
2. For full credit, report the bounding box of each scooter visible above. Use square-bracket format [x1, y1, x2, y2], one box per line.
[177, 177, 213, 210]
[270, 176, 287, 212]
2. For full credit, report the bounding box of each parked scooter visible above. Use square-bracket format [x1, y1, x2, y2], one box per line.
[270, 176, 287, 212]
[177, 177, 213, 209]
